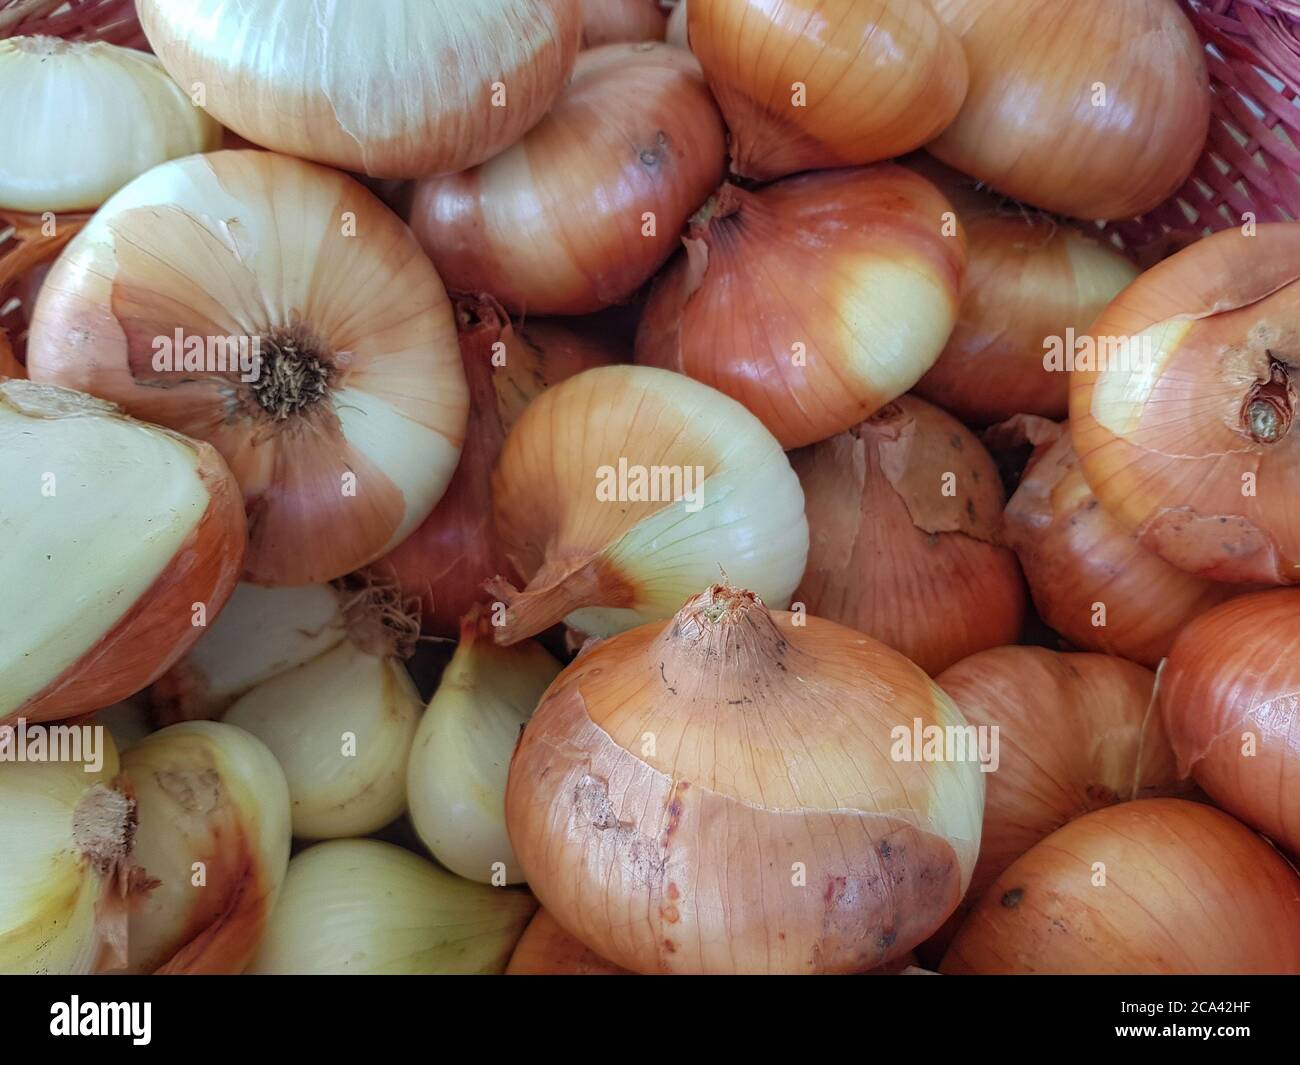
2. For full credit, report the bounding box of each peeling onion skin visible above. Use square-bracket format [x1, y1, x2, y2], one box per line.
[636, 165, 967, 449]
[1161, 589, 1300, 857]
[1070, 224, 1300, 585]
[26, 151, 468, 587]
[928, 0, 1210, 220]
[1005, 432, 1242, 668]
[0, 381, 246, 726]
[689, 0, 968, 182]
[410, 43, 727, 316]
[506, 584, 985, 975]
[581, 0, 667, 46]
[792, 396, 1024, 676]
[506, 908, 630, 975]
[941, 799, 1300, 975]
[137, 0, 581, 179]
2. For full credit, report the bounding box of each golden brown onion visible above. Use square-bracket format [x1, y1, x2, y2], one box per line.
[1070, 224, 1300, 585]
[581, 0, 667, 46]
[636, 165, 967, 448]
[942, 799, 1300, 974]
[792, 396, 1024, 675]
[928, 0, 1209, 220]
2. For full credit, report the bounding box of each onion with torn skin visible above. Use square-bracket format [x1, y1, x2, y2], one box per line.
[506, 583, 985, 974]
[26, 150, 468, 586]
[1070, 224, 1300, 585]
[0, 380, 245, 726]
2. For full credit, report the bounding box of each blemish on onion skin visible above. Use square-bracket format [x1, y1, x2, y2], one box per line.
[666, 882, 681, 901]
[660, 904, 680, 924]
[662, 939, 677, 954]
[1002, 888, 1025, 908]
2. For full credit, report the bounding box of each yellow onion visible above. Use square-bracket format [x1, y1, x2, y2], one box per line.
[688, 0, 967, 181]
[488, 366, 809, 644]
[0, 380, 245, 726]
[506, 583, 985, 974]
[374, 301, 621, 638]
[1070, 225, 1300, 585]
[1005, 431, 1241, 668]
[0, 732, 150, 973]
[27, 150, 468, 586]
[247, 839, 537, 975]
[1161, 590, 1300, 857]
[120, 721, 291, 974]
[636, 165, 966, 448]
[928, 0, 1210, 220]
[408, 612, 562, 883]
[410, 42, 726, 315]
[582, 0, 667, 45]
[942, 799, 1300, 974]
[0, 36, 220, 213]
[792, 396, 1024, 675]
[507, 908, 629, 975]
[137, 0, 581, 178]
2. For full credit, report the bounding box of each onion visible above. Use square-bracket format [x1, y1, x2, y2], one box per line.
[374, 301, 621, 638]
[1161, 590, 1300, 857]
[408, 612, 562, 883]
[636, 166, 967, 448]
[488, 365, 809, 644]
[666, 0, 689, 48]
[137, 0, 581, 179]
[26, 150, 468, 586]
[0, 326, 22, 377]
[688, 0, 967, 181]
[792, 396, 1024, 675]
[120, 721, 291, 974]
[928, 0, 1210, 220]
[1070, 225, 1300, 585]
[247, 839, 537, 975]
[1005, 431, 1241, 668]
[0, 36, 220, 213]
[0, 380, 245, 726]
[507, 908, 629, 975]
[581, 0, 667, 46]
[506, 583, 985, 974]
[410, 42, 726, 316]
[942, 799, 1300, 974]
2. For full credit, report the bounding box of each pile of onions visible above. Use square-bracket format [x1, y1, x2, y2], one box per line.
[942, 799, 1300, 974]
[1005, 431, 1241, 667]
[0, 733, 148, 974]
[0, 380, 245, 725]
[1161, 590, 1300, 856]
[507, 909, 629, 975]
[487, 365, 809, 644]
[688, 0, 967, 181]
[506, 583, 985, 974]
[927, 0, 1210, 219]
[0, 36, 220, 213]
[137, 0, 581, 178]
[581, 0, 667, 45]
[120, 721, 291, 974]
[792, 396, 1024, 675]
[408, 611, 562, 882]
[374, 300, 621, 638]
[636, 165, 967, 448]
[410, 42, 726, 315]
[248, 840, 537, 975]
[27, 150, 469, 586]
[1071, 224, 1300, 585]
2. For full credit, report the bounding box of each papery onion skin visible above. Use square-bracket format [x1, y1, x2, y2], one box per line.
[0, 380, 246, 726]
[637, 166, 966, 449]
[941, 799, 1300, 974]
[121, 721, 291, 974]
[488, 365, 809, 644]
[928, 0, 1210, 220]
[1161, 590, 1300, 857]
[506, 584, 985, 975]
[582, 0, 667, 46]
[137, 0, 581, 179]
[792, 396, 1024, 675]
[1070, 225, 1300, 585]
[689, 0, 967, 182]
[247, 839, 537, 975]
[507, 908, 630, 975]
[27, 150, 468, 586]
[410, 42, 726, 316]
[0, 37, 221, 213]
[375, 302, 621, 637]
[1005, 431, 1241, 668]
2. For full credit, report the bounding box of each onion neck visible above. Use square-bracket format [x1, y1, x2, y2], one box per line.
[655, 584, 792, 696]
[486, 555, 633, 646]
[1242, 355, 1295, 444]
